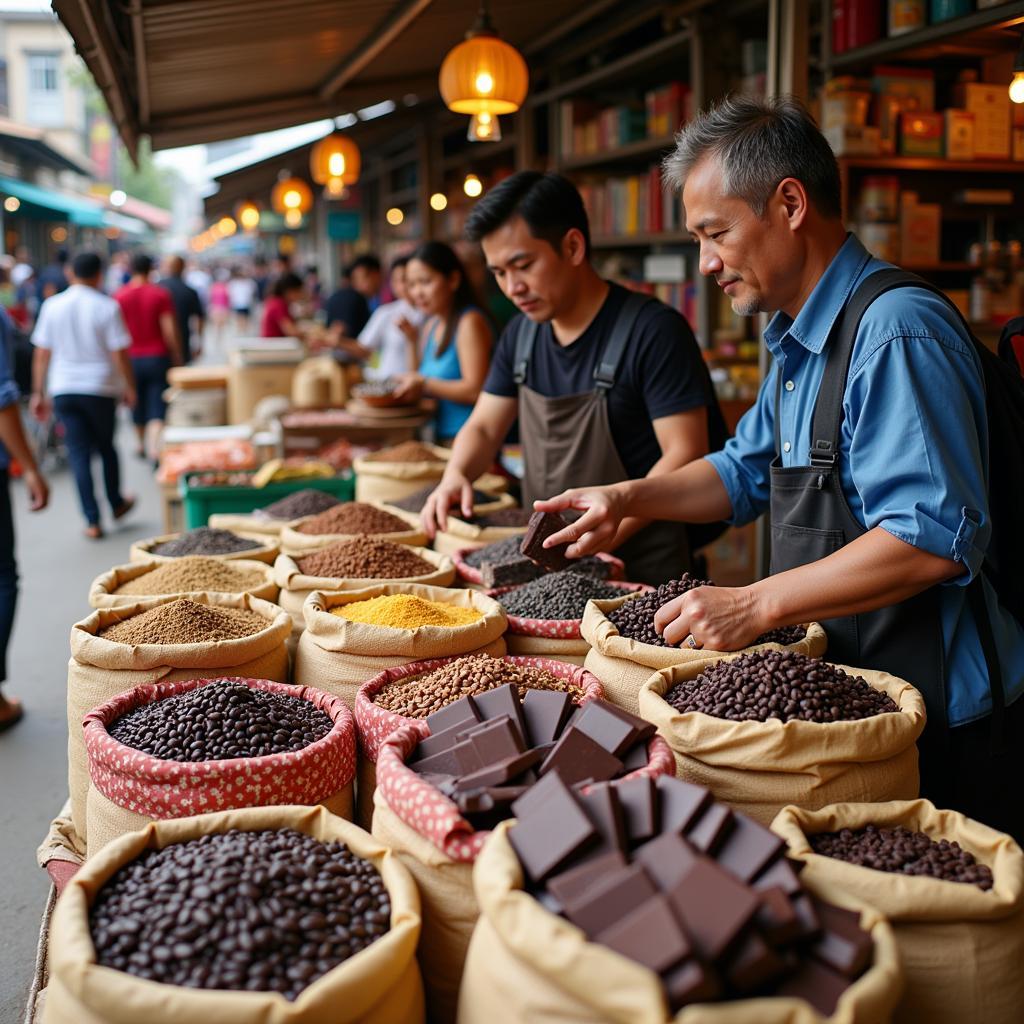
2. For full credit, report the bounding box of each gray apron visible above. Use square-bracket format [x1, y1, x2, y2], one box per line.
[513, 294, 691, 586]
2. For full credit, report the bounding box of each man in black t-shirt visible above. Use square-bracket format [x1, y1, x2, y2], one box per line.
[324, 254, 381, 363]
[160, 255, 205, 363]
[421, 171, 726, 584]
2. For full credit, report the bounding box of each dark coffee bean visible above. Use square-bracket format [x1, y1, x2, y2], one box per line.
[150, 527, 262, 558]
[498, 570, 624, 621]
[257, 489, 340, 521]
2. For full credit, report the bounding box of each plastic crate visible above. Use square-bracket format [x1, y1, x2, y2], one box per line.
[181, 471, 355, 529]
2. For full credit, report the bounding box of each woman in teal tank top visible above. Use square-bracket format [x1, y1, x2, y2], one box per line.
[394, 242, 493, 441]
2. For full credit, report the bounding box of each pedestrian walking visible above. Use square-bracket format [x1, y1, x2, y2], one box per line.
[227, 266, 258, 334]
[160, 255, 205, 363]
[30, 252, 132, 541]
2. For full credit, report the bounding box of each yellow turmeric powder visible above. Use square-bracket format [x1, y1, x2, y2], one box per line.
[331, 594, 482, 629]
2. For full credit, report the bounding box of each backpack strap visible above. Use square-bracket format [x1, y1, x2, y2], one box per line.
[593, 291, 652, 392]
[512, 314, 540, 386]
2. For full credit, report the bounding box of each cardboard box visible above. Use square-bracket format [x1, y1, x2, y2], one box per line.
[227, 343, 304, 425]
[825, 124, 881, 156]
[900, 111, 943, 156]
[953, 82, 1011, 159]
[822, 91, 871, 130]
[945, 109, 975, 160]
[900, 199, 941, 265]
[872, 66, 934, 112]
[878, 93, 920, 154]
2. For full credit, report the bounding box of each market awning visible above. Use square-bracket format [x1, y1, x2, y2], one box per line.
[0, 177, 106, 227]
[0, 117, 94, 176]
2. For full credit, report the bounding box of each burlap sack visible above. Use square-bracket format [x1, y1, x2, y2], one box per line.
[67, 593, 291, 846]
[83, 676, 357, 856]
[293, 584, 507, 708]
[382, 489, 515, 528]
[273, 549, 456, 639]
[372, 710, 675, 1024]
[89, 558, 278, 609]
[43, 804, 425, 1024]
[772, 799, 1024, 1024]
[454, 548, 626, 587]
[431, 510, 526, 558]
[639, 658, 926, 826]
[458, 820, 903, 1024]
[279, 505, 427, 556]
[583, 595, 829, 716]
[130, 531, 279, 565]
[207, 512, 296, 536]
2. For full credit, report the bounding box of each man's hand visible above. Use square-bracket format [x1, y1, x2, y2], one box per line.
[22, 468, 48, 512]
[533, 485, 628, 558]
[653, 584, 767, 651]
[421, 472, 475, 539]
[29, 393, 50, 424]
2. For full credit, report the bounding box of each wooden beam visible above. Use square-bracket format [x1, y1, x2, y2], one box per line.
[127, 0, 150, 127]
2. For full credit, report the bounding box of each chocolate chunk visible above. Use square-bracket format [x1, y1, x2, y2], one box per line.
[472, 683, 527, 746]
[809, 900, 872, 978]
[714, 813, 786, 883]
[576, 785, 628, 858]
[454, 748, 545, 791]
[619, 740, 651, 773]
[756, 886, 803, 946]
[520, 511, 573, 570]
[656, 776, 712, 835]
[563, 864, 658, 938]
[455, 790, 496, 815]
[547, 851, 628, 907]
[686, 802, 734, 855]
[410, 738, 482, 777]
[595, 895, 692, 974]
[571, 701, 655, 758]
[751, 857, 804, 897]
[521, 689, 574, 747]
[413, 721, 471, 760]
[776, 958, 850, 1017]
[508, 772, 597, 882]
[424, 694, 480, 736]
[667, 858, 760, 961]
[459, 715, 525, 763]
[539, 728, 624, 787]
[724, 929, 788, 992]
[481, 557, 542, 589]
[789, 893, 823, 941]
[663, 959, 721, 1012]
[633, 832, 700, 892]
[612, 776, 658, 844]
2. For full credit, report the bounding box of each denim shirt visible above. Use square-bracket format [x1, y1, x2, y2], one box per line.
[0, 309, 21, 470]
[706, 234, 1024, 726]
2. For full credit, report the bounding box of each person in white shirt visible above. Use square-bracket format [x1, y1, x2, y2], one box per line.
[227, 267, 259, 335]
[358, 256, 425, 380]
[30, 252, 137, 540]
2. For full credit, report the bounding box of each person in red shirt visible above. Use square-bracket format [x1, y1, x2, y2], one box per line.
[115, 253, 182, 460]
[260, 272, 306, 339]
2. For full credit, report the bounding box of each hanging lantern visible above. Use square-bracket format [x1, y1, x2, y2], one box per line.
[439, 2, 528, 142]
[271, 176, 313, 228]
[310, 133, 361, 186]
[236, 200, 261, 232]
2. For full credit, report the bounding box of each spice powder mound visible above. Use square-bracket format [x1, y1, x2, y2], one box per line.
[114, 557, 265, 596]
[297, 538, 434, 580]
[296, 502, 411, 536]
[98, 599, 269, 645]
[330, 594, 482, 629]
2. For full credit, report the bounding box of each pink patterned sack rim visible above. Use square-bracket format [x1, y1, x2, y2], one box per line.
[453, 547, 625, 586]
[83, 676, 356, 819]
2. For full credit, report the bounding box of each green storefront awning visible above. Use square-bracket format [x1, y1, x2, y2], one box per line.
[0, 176, 106, 227]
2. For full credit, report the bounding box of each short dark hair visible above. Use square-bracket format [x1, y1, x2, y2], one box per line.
[72, 252, 102, 279]
[272, 272, 303, 298]
[344, 254, 381, 277]
[131, 252, 154, 276]
[464, 171, 591, 258]
[389, 254, 411, 273]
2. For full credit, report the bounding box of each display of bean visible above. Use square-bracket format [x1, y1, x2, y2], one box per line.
[89, 828, 390, 999]
[464, 536, 612, 578]
[610, 574, 807, 648]
[372, 654, 584, 717]
[665, 649, 899, 723]
[296, 538, 434, 579]
[114, 557, 266, 596]
[810, 825, 994, 889]
[296, 502, 411, 536]
[150, 527, 263, 557]
[389, 484, 494, 513]
[257, 489, 341, 521]
[498, 570, 624, 621]
[363, 441, 443, 463]
[98, 599, 269, 645]
[108, 679, 333, 761]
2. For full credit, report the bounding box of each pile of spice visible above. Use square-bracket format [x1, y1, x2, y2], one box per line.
[498, 570, 624, 621]
[610, 574, 808, 648]
[297, 538, 434, 579]
[296, 502, 410, 536]
[810, 825, 994, 889]
[331, 593, 482, 629]
[664, 650, 899, 723]
[389, 483, 493, 514]
[373, 654, 585, 717]
[89, 829, 390, 999]
[98, 599, 269, 645]
[363, 441, 444, 463]
[108, 679, 333, 761]
[464, 536, 612, 580]
[256, 488, 340, 521]
[149, 527, 263, 558]
[114, 557, 266, 596]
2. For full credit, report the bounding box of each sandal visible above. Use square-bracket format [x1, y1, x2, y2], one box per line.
[84, 524, 104, 540]
[0, 695, 24, 733]
[112, 496, 136, 520]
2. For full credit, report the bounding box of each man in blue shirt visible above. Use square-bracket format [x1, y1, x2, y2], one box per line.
[538, 96, 1024, 840]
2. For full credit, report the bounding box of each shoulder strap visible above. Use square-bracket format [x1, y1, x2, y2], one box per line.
[512, 314, 540, 386]
[593, 291, 653, 392]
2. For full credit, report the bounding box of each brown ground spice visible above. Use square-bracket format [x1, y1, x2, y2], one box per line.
[296, 502, 411, 536]
[297, 539, 434, 579]
[98, 599, 270, 645]
[363, 441, 444, 464]
[114, 557, 266, 596]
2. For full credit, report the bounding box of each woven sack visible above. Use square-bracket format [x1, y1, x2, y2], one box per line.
[457, 820, 902, 1024]
[382, 489, 515, 527]
[639, 657, 926, 826]
[372, 704, 675, 1024]
[67, 593, 291, 846]
[454, 548, 625, 587]
[431, 510, 526, 558]
[89, 558, 278, 609]
[279, 505, 427, 556]
[207, 512, 296, 536]
[83, 676, 357, 856]
[130, 531, 279, 565]
[43, 804, 425, 1024]
[583, 595, 828, 716]
[772, 799, 1024, 1024]
[292, 584, 507, 709]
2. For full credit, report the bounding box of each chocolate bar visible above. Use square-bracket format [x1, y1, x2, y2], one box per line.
[539, 727, 624, 787]
[715, 813, 786, 882]
[576, 785, 628, 858]
[656, 776, 712, 835]
[756, 886, 803, 946]
[751, 857, 804, 898]
[472, 683, 527, 746]
[521, 689, 574, 747]
[809, 900, 872, 978]
[571, 701, 655, 758]
[663, 959, 721, 1011]
[424, 694, 480, 736]
[595, 895, 692, 974]
[563, 863, 657, 938]
[459, 715, 524, 763]
[413, 720, 473, 761]
[633, 831, 699, 892]
[724, 930, 788, 993]
[667, 858, 760, 961]
[613, 776, 658, 844]
[481, 557, 541, 589]
[686, 802, 734, 855]
[547, 851, 628, 906]
[410, 738, 483, 777]
[454, 748, 545, 791]
[776, 958, 849, 1016]
[520, 511, 572, 571]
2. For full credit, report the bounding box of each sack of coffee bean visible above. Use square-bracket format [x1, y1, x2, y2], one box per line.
[772, 799, 1024, 1024]
[279, 503, 428, 557]
[429, 510, 529, 559]
[458, 819, 902, 1024]
[490, 576, 650, 666]
[43, 804, 425, 1024]
[83, 676, 357, 855]
[583, 586, 828, 716]
[67, 594, 291, 847]
[273, 545, 456, 641]
[293, 585, 507, 710]
[639, 651, 926, 826]
[89, 558, 278, 610]
[370, 681, 675, 1024]
[131, 527, 279, 565]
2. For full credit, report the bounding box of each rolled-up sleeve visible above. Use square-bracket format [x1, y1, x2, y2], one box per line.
[705, 364, 778, 526]
[845, 333, 989, 584]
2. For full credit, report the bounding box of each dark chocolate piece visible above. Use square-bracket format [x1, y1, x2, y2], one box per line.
[809, 900, 872, 978]
[472, 683, 527, 745]
[613, 776, 658, 844]
[460, 715, 525, 763]
[789, 893, 823, 941]
[576, 785, 628, 858]
[667, 858, 760, 961]
[455, 790, 495, 815]
[775, 958, 850, 1017]
[686, 801, 734, 855]
[410, 738, 482, 777]
[481, 557, 542, 589]
[663, 959, 721, 1012]
[633, 831, 700, 892]
[424, 694, 480, 736]
[619, 740, 650, 773]
[714, 813, 786, 883]
[756, 886, 803, 946]
[751, 857, 804, 897]
[413, 720, 471, 760]
[538, 727, 624, 787]
[563, 863, 658, 938]
[724, 929, 788, 992]
[454, 748, 545, 791]
[520, 511, 572, 570]
[547, 851, 629, 907]
[594, 895, 692, 974]
[656, 776, 712, 834]
[521, 689, 574, 747]
[571, 701, 654, 758]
